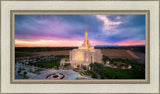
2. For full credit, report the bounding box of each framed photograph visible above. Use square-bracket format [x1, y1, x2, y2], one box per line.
[0, 0, 159, 94]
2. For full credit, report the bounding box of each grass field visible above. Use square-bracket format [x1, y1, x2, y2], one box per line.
[15, 53, 35, 58]
[101, 49, 139, 59]
[15, 47, 77, 52]
[15, 46, 145, 53]
[15, 47, 145, 59]
[105, 67, 145, 79]
[90, 62, 145, 79]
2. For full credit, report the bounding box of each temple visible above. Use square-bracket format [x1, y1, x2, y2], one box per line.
[60, 26, 103, 69]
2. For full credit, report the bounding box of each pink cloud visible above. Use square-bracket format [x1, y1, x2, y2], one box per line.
[116, 39, 145, 46]
[15, 39, 83, 47]
[15, 38, 145, 47]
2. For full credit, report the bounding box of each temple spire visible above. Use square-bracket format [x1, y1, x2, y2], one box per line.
[84, 26, 88, 44]
[78, 26, 92, 50]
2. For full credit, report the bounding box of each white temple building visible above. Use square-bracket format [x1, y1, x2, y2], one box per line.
[61, 26, 103, 69]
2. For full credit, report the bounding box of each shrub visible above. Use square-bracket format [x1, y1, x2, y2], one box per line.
[91, 74, 97, 78]
[82, 67, 86, 70]
[17, 70, 21, 73]
[23, 71, 27, 75]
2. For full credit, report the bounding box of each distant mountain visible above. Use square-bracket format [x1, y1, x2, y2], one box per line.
[95, 45, 145, 47]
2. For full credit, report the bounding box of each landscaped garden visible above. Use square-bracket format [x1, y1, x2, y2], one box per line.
[89, 58, 145, 79]
[15, 53, 145, 79]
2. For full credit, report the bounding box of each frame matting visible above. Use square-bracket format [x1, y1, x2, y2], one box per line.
[10, 10, 150, 84]
[0, 0, 160, 94]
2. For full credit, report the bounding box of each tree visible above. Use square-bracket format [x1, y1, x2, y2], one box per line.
[102, 56, 109, 64]
[17, 70, 21, 74]
[102, 57, 107, 64]
[83, 67, 86, 70]
[89, 63, 94, 70]
[23, 71, 27, 75]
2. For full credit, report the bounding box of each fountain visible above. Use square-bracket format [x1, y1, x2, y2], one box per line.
[45, 73, 65, 79]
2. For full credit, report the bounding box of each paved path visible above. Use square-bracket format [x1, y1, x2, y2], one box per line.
[34, 69, 93, 80]
[15, 63, 93, 80]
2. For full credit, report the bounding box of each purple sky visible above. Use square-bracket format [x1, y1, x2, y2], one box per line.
[15, 15, 145, 47]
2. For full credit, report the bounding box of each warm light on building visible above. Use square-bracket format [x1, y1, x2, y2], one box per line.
[75, 53, 83, 61]
[60, 26, 103, 69]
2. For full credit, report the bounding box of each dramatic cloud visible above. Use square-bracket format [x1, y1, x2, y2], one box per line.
[96, 15, 122, 31]
[15, 15, 145, 47]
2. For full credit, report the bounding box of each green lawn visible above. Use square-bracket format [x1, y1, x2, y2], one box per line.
[104, 67, 145, 79]
[90, 62, 145, 79]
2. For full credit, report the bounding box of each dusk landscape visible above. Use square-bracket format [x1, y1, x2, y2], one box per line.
[15, 15, 145, 80]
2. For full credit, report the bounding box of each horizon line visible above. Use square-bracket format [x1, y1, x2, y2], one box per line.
[15, 45, 145, 48]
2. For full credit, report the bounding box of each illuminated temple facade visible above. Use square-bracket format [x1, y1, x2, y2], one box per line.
[61, 26, 103, 69]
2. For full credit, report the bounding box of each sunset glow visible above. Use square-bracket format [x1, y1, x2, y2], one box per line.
[15, 15, 145, 47]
